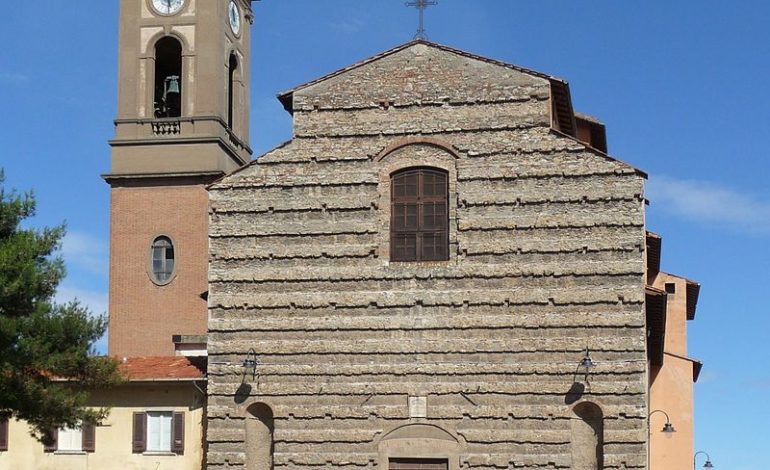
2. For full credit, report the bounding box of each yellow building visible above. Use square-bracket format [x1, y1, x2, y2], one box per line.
[0, 357, 206, 470]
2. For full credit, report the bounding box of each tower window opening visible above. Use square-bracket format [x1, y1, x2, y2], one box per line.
[228, 53, 239, 129]
[154, 37, 183, 118]
[151, 236, 175, 284]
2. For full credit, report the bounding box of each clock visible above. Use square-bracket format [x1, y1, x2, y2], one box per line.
[151, 0, 184, 15]
[228, 1, 241, 35]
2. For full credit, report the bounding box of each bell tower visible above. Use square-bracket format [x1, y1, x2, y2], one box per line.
[105, 0, 254, 357]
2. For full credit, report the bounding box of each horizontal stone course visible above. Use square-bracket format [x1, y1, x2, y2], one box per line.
[294, 100, 549, 137]
[209, 312, 645, 332]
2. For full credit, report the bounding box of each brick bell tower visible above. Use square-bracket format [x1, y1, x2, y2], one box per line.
[105, 0, 254, 357]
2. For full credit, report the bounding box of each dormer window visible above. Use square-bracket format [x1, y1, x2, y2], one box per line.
[154, 37, 183, 118]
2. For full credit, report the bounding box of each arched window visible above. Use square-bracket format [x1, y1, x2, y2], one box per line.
[154, 37, 183, 118]
[390, 168, 449, 262]
[228, 52, 239, 129]
[151, 236, 175, 283]
[571, 402, 604, 470]
[245, 403, 274, 470]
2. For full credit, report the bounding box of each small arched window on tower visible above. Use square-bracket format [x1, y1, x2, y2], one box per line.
[150, 236, 175, 284]
[390, 168, 449, 262]
[228, 52, 239, 129]
[154, 37, 183, 118]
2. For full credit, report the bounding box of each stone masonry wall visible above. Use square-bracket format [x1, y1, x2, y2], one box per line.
[206, 44, 648, 470]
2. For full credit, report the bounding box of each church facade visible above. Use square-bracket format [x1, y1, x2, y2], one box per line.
[205, 41, 653, 470]
[0, 1, 703, 469]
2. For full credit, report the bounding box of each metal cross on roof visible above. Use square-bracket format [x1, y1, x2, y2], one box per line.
[405, 0, 438, 40]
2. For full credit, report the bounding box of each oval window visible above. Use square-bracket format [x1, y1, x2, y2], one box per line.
[150, 236, 175, 284]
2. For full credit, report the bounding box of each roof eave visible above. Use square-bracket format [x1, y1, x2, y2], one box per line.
[645, 288, 668, 367]
[50, 377, 205, 384]
[551, 128, 648, 179]
[686, 280, 701, 321]
[646, 231, 662, 275]
[123, 377, 206, 383]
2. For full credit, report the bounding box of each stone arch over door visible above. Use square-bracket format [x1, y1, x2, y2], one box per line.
[377, 424, 461, 470]
[245, 402, 274, 470]
[571, 402, 604, 470]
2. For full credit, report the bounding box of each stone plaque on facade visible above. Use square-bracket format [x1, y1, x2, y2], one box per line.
[408, 396, 427, 418]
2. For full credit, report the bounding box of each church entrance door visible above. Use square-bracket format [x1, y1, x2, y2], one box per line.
[389, 458, 449, 470]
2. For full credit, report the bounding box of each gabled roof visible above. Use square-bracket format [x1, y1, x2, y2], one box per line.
[656, 271, 701, 321]
[276, 39, 576, 134]
[118, 356, 205, 382]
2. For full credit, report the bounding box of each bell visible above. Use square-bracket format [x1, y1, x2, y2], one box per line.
[165, 75, 180, 95]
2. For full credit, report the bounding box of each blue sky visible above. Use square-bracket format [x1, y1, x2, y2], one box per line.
[1, 1, 768, 467]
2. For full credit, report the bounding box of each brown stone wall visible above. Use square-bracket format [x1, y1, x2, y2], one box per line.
[206, 44, 648, 469]
[108, 183, 209, 357]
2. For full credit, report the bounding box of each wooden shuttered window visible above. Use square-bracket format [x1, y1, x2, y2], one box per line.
[132, 411, 184, 454]
[171, 412, 185, 455]
[0, 419, 8, 451]
[81, 423, 96, 453]
[132, 412, 147, 454]
[391, 168, 449, 262]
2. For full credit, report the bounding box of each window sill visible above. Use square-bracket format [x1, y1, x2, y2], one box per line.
[54, 450, 87, 455]
[143, 451, 177, 456]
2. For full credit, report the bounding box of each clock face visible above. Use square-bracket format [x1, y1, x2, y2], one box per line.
[228, 1, 241, 35]
[152, 0, 184, 15]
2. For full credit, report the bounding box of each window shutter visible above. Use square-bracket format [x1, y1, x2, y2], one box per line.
[81, 423, 96, 453]
[132, 412, 146, 454]
[0, 419, 8, 451]
[43, 428, 58, 453]
[391, 168, 449, 262]
[171, 412, 185, 455]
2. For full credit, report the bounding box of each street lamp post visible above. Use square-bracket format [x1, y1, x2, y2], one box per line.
[648, 409, 676, 434]
[694, 451, 714, 470]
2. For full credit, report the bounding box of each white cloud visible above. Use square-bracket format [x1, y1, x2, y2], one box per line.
[55, 286, 108, 317]
[646, 175, 770, 235]
[61, 231, 109, 276]
[0, 71, 29, 83]
[329, 17, 366, 34]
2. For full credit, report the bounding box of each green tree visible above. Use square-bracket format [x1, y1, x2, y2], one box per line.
[0, 171, 120, 441]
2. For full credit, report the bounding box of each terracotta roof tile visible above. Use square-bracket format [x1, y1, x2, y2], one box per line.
[118, 356, 205, 381]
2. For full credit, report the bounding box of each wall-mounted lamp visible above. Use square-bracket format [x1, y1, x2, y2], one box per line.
[579, 347, 596, 371]
[649, 409, 676, 435]
[694, 451, 714, 470]
[241, 348, 258, 383]
[576, 347, 596, 384]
